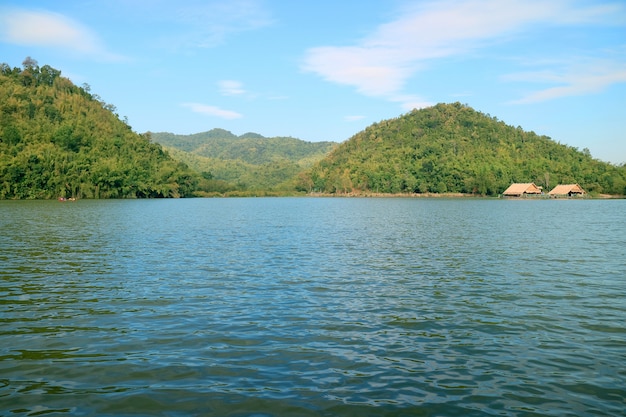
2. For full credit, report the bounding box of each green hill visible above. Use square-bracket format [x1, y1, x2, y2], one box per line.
[299, 103, 626, 196]
[0, 59, 199, 199]
[150, 130, 336, 191]
[3, 59, 622, 198]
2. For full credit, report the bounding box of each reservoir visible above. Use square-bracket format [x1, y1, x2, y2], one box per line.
[1, 198, 624, 416]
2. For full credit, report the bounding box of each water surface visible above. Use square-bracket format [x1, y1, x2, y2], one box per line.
[1, 198, 625, 416]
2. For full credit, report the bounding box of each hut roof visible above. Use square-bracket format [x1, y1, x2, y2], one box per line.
[503, 183, 542, 196]
[549, 184, 585, 195]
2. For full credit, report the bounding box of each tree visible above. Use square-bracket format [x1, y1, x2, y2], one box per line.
[20, 56, 39, 87]
[39, 65, 61, 86]
[0, 60, 202, 199]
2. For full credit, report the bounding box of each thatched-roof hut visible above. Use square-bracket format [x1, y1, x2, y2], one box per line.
[502, 183, 543, 197]
[549, 184, 585, 197]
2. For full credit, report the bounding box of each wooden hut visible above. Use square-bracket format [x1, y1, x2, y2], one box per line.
[548, 184, 586, 197]
[502, 183, 543, 197]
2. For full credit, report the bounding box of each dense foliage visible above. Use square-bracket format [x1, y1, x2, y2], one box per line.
[300, 103, 626, 196]
[3, 59, 622, 199]
[151, 130, 336, 191]
[0, 59, 199, 199]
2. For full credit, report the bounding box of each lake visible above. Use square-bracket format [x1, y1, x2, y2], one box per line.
[1, 197, 625, 416]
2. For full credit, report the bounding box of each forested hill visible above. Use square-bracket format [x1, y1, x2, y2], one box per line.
[150, 130, 336, 191]
[0, 59, 198, 199]
[150, 130, 336, 165]
[300, 103, 626, 196]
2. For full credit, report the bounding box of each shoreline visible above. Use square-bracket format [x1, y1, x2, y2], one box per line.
[304, 192, 624, 199]
[306, 192, 484, 198]
[2, 192, 624, 200]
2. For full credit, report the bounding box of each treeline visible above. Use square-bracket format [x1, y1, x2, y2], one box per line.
[151, 130, 336, 192]
[299, 103, 626, 196]
[0, 58, 199, 199]
[3, 59, 623, 199]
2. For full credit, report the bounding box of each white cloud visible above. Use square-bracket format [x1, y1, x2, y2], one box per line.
[389, 94, 434, 111]
[0, 8, 123, 61]
[218, 80, 246, 96]
[173, 0, 274, 48]
[507, 61, 626, 104]
[181, 102, 242, 119]
[302, 0, 624, 108]
[303, 45, 414, 97]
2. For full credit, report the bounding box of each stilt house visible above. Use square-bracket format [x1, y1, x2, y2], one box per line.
[502, 183, 543, 197]
[548, 184, 586, 197]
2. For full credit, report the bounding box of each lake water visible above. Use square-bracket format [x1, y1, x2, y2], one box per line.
[1, 197, 624, 416]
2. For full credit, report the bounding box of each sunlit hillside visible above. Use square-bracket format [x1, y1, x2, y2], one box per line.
[299, 103, 626, 196]
[0, 60, 199, 199]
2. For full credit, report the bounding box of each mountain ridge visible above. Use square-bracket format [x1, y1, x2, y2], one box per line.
[149, 129, 336, 162]
[149, 130, 336, 191]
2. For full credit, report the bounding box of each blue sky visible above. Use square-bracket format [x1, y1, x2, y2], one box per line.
[1, 0, 625, 164]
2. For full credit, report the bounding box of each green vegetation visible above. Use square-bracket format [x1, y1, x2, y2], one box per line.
[150, 130, 336, 192]
[2, 59, 623, 199]
[0, 59, 199, 199]
[300, 103, 626, 196]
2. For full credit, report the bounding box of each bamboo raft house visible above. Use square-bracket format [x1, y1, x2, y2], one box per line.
[548, 184, 586, 198]
[502, 183, 543, 198]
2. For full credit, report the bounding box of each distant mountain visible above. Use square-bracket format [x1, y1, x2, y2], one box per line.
[150, 129, 237, 152]
[150, 129, 336, 165]
[299, 103, 626, 195]
[150, 130, 336, 191]
[0, 59, 199, 199]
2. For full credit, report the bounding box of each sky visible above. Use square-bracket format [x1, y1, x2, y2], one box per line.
[1, 0, 625, 164]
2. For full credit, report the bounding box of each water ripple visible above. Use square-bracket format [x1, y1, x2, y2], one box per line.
[1, 198, 625, 416]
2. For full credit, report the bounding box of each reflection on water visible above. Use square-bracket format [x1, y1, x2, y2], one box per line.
[1, 198, 625, 416]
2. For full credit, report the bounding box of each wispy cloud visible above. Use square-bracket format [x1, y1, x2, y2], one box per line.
[181, 102, 242, 119]
[218, 79, 287, 102]
[218, 80, 246, 96]
[169, 0, 274, 49]
[301, 0, 624, 109]
[504, 57, 626, 103]
[390, 94, 434, 111]
[0, 8, 124, 61]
